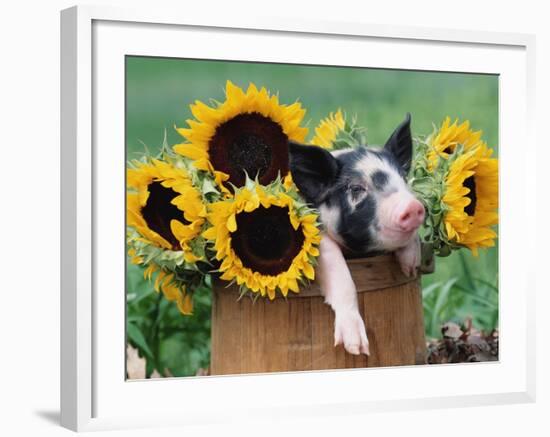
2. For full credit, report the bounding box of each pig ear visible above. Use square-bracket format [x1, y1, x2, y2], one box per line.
[289, 141, 340, 204]
[384, 113, 412, 174]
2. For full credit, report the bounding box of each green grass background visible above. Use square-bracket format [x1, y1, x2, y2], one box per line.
[126, 56, 499, 377]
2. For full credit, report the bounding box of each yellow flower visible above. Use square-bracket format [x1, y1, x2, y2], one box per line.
[155, 270, 193, 315]
[127, 248, 144, 265]
[442, 144, 498, 255]
[174, 81, 308, 193]
[127, 159, 206, 262]
[427, 117, 485, 168]
[311, 109, 345, 149]
[136, 263, 193, 315]
[203, 184, 321, 299]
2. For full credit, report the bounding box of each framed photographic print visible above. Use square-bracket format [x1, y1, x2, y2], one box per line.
[61, 5, 536, 432]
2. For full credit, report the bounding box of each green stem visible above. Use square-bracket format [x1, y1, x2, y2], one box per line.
[149, 292, 163, 372]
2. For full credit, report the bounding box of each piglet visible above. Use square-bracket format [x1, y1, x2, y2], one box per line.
[289, 114, 424, 356]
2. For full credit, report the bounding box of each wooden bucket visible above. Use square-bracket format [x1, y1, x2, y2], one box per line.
[210, 253, 426, 375]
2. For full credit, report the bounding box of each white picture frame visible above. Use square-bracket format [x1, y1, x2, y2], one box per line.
[60, 5, 536, 432]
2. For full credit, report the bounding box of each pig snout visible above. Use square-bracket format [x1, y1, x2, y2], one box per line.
[394, 199, 425, 232]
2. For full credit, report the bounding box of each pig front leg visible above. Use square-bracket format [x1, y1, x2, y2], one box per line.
[318, 234, 370, 356]
[395, 233, 421, 277]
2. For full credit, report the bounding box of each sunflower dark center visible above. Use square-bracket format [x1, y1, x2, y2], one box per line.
[209, 112, 289, 188]
[463, 175, 477, 216]
[140, 182, 188, 250]
[231, 206, 304, 276]
[229, 134, 272, 180]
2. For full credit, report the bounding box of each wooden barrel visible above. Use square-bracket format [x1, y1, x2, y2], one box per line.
[210, 254, 426, 375]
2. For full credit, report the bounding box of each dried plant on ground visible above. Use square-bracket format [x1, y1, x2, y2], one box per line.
[426, 318, 498, 364]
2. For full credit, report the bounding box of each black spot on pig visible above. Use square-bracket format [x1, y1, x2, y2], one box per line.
[336, 147, 367, 169]
[337, 194, 377, 253]
[371, 170, 389, 191]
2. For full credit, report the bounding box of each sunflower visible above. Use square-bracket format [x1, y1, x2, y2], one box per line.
[309, 109, 368, 150]
[442, 143, 498, 255]
[127, 158, 206, 263]
[311, 109, 345, 148]
[173, 81, 308, 193]
[409, 117, 498, 257]
[202, 178, 321, 299]
[127, 247, 143, 265]
[427, 117, 485, 168]
[139, 263, 193, 315]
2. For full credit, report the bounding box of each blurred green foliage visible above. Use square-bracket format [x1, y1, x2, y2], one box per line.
[126, 56, 499, 376]
[127, 262, 211, 377]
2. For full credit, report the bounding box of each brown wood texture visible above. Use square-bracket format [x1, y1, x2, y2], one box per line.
[210, 254, 426, 375]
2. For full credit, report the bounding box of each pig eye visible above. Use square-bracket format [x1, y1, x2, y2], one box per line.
[349, 184, 366, 199]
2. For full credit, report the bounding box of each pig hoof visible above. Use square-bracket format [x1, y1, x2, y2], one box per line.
[334, 311, 370, 356]
[396, 237, 421, 278]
